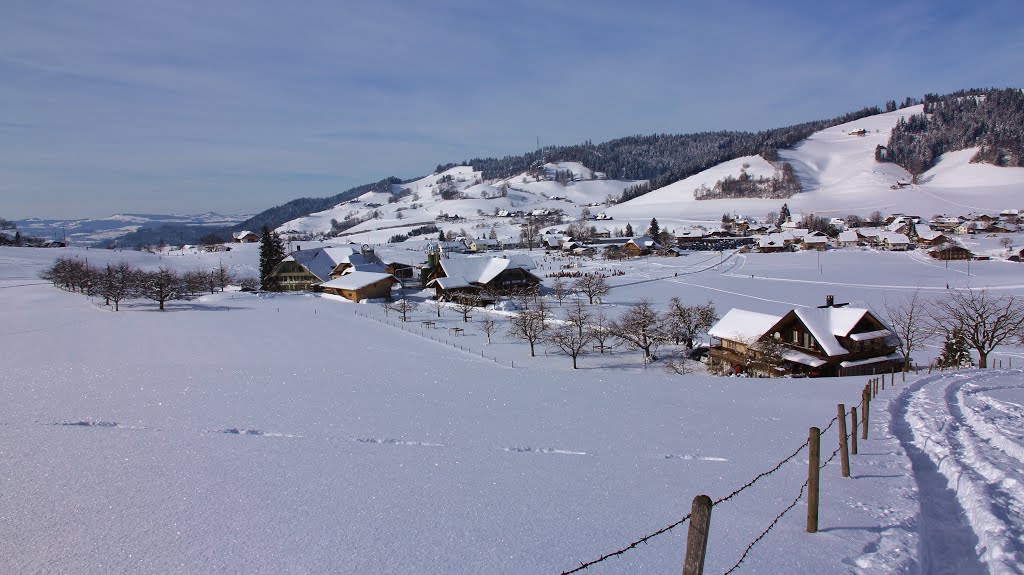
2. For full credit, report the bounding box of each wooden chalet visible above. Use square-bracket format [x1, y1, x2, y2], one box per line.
[708, 296, 901, 378]
[620, 236, 661, 257]
[425, 253, 540, 304]
[928, 243, 973, 261]
[265, 245, 377, 291]
[317, 271, 397, 302]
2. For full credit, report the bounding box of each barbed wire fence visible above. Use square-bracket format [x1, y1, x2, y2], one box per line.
[560, 370, 902, 575]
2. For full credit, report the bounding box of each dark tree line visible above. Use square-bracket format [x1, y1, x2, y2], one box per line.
[40, 257, 251, 311]
[880, 88, 1024, 175]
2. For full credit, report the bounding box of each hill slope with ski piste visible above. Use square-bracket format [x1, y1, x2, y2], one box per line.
[5, 242, 1024, 573]
[605, 105, 1024, 226]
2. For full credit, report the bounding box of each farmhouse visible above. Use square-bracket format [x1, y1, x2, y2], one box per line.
[232, 230, 260, 243]
[801, 233, 828, 251]
[468, 238, 501, 252]
[708, 296, 901, 377]
[317, 271, 397, 302]
[265, 245, 379, 291]
[620, 236, 662, 257]
[929, 243, 973, 261]
[425, 253, 540, 304]
[836, 230, 859, 247]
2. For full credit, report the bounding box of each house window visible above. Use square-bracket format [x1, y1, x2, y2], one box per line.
[793, 330, 799, 344]
[803, 333, 812, 348]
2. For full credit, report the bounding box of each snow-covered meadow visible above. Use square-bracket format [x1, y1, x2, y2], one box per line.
[2, 244, 1023, 574]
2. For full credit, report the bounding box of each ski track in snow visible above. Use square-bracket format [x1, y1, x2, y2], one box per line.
[892, 370, 1024, 574]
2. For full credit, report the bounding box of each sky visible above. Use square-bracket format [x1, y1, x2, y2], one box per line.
[1, 0, 1022, 219]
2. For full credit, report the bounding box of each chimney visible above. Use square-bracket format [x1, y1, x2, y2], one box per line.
[825, 295, 834, 307]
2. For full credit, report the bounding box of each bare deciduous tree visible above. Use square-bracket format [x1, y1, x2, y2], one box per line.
[507, 308, 549, 357]
[588, 309, 613, 353]
[547, 299, 594, 368]
[929, 288, 1024, 368]
[452, 296, 478, 322]
[884, 289, 929, 371]
[215, 261, 233, 292]
[572, 275, 609, 305]
[102, 261, 138, 312]
[140, 267, 181, 311]
[610, 298, 668, 364]
[550, 277, 568, 306]
[666, 297, 718, 348]
[479, 316, 498, 343]
[394, 298, 415, 322]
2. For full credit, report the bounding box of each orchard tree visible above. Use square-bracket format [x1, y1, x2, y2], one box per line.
[610, 298, 668, 364]
[507, 306, 549, 357]
[929, 289, 1024, 368]
[572, 274, 609, 304]
[883, 290, 929, 371]
[666, 298, 718, 348]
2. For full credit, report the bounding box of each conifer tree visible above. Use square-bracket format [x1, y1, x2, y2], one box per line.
[258, 225, 286, 290]
[624, 223, 634, 237]
[777, 203, 791, 227]
[936, 329, 973, 369]
[648, 218, 660, 239]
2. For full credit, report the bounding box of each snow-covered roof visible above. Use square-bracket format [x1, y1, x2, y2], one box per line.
[708, 309, 783, 342]
[848, 329, 891, 342]
[318, 271, 395, 291]
[880, 232, 910, 245]
[677, 228, 706, 238]
[283, 245, 371, 281]
[782, 348, 827, 368]
[426, 277, 474, 290]
[232, 230, 257, 239]
[803, 235, 828, 245]
[791, 307, 886, 357]
[838, 231, 858, 243]
[438, 254, 537, 286]
[839, 353, 902, 369]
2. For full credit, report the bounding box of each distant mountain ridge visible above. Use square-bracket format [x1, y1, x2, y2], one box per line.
[16, 212, 248, 246]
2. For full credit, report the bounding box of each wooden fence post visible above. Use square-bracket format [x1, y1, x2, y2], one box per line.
[807, 427, 820, 533]
[850, 406, 858, 455]
[682, 495, 713, 575]
[838, 405, 850, 477]
[862, 389, 870, 440]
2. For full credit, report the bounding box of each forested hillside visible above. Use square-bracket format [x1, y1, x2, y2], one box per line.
[879, 88, 1024, 176]
[463, 106, 884, 202]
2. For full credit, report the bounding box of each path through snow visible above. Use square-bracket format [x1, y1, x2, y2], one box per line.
[891, 370, 1024, 574]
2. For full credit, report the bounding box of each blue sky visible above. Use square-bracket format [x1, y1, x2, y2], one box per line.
[2, 0, 1021, 219]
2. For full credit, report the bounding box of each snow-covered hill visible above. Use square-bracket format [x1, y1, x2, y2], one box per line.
[606, 106, 1024, 229]
[277, 105, 1024, 245]
[277, 163, 639, 244]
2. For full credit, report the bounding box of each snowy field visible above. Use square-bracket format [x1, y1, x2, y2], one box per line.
[2, 245, 1023, 573]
